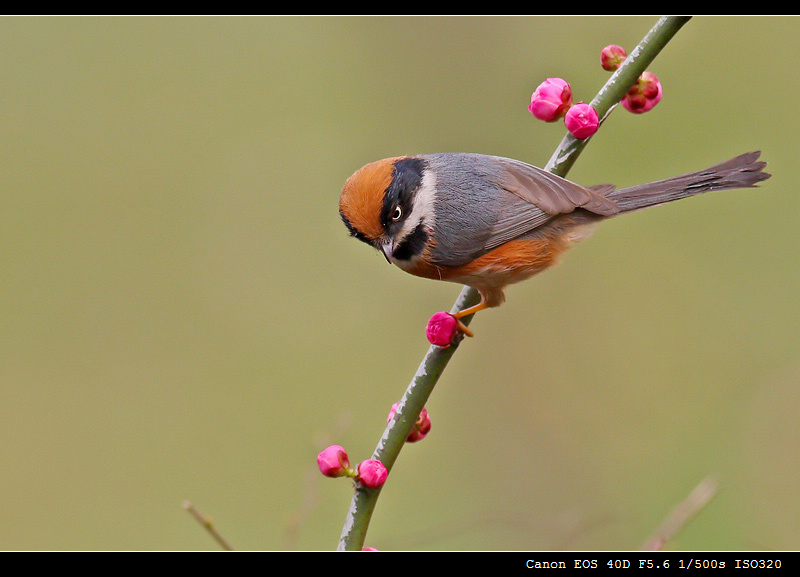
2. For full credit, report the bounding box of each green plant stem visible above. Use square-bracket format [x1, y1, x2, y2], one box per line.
[337, 16, 692, 551]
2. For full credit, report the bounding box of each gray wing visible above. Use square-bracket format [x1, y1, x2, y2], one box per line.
[496, 157, 620, 217]
[424, 153, 620, 267]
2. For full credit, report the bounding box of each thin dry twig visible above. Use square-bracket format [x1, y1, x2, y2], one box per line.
[641, 476, 720, 551]
[183, 500, 235, 551]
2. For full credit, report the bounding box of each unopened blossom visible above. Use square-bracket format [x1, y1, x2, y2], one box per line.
[600, 44, 627, 71]
[564, 102, 599, 139]
[387, 402, 432, 443]
[529, 77, 573, 122]
[621, 71, 662, 114]
[425, 311, 459, 347]
[316, 445, 351, 478]
[407, 408, 431, 442]
[357, 459, 388, 489]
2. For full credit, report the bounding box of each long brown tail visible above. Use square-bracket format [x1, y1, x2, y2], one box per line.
[606, 152, 770, 213]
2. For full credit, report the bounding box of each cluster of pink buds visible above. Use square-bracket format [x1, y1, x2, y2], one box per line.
[621, 70, 662, 113]
[600, 44, 663, 114]
[316, 444, 389, 489]
[528, 44, 664, 138]
[317, 403, 432, 487]
[528, 77, 598, 140]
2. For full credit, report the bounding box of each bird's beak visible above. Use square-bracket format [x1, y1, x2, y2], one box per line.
[380, 241, 393, 263]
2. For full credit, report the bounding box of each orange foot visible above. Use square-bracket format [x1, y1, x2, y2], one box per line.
[451, 300, 489, 337]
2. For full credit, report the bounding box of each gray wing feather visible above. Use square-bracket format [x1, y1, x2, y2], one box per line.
[423, 153, 620, 267]
[482, 193, 552, 251]
[496, 157, 620, 216]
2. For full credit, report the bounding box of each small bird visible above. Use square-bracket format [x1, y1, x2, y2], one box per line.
[339, 152, 770, 335]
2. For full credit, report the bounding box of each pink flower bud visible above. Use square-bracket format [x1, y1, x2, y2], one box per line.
[621, 72, 662, 114]
[425, 311, 459, 347]
[600, 44, 627, 71]
[407, 407, 431, 443]
[639, 71, 660, 98]
[623, 91, 648, 112]
[387, 402, 431, 443]
[528, 77, 573, 122]
[564, 102, 599, 139]
[357, 459, 388, 489]
[362, 547, 379, 551]
[316, 444, 351, 478]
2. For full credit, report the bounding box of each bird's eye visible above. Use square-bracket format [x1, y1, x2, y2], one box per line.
[391, 206, 403, 221]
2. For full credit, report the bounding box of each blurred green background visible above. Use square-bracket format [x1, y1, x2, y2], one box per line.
[0, 16, 797, 551]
